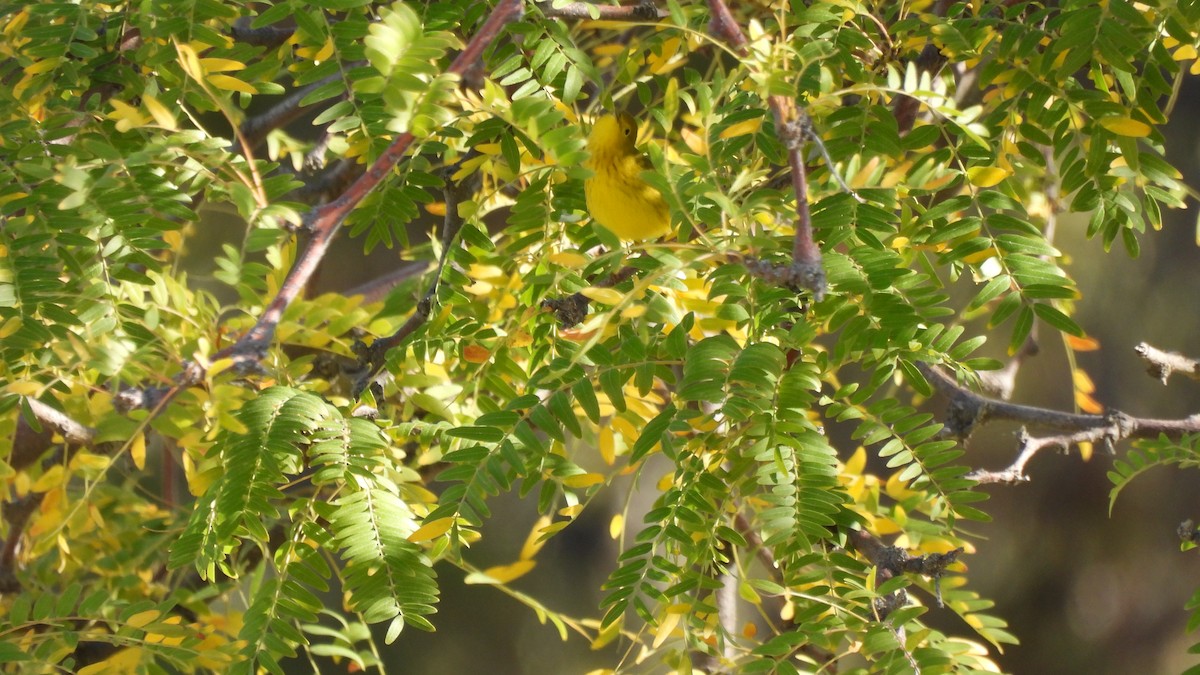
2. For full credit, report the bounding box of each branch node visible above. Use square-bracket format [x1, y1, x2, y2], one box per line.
[1179, 519, 1200, 546]
[1134, 342, 1200, 385]
[743, 257, 826, 302]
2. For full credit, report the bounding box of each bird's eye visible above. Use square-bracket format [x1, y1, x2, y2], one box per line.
[623, 126, 632, 135]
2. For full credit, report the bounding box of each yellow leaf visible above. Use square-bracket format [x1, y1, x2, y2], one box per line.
[558, 503, 583, 518]
[207, 357, 236, 377]
[590, 622, 622, 651]
[652, 610, 681, 648]
[108, 99, 149, 133]
[890, 236, 910, 251]
[719, 117, 762, 139]
[77, 648, 143, 675]
[407, 516, 455, 542]
[3, 9, 28, 38]
[609, 513, 624, 540]
[175, 42, 203, 81]
[0, 316, 22, 338]
[1099, 116, 1152, 138]
[1078, 441, 1094, 462]
[8, 382, 40, 396]
[126, 610, 161, 628]
[520, 515, 552, 560]
[1175, 44, 1198, 60]
[199, 57, 245, 73]
[479, 559, 537, 583]
[32, 465, 64, 492]
[188, 466, 223, 497]
[24, 57, 62, 75]
[598, 426, 616, 465]
[208, 74, 257, 94]
[1072, 368, 1095, 394]
[562, 472, 605, 488]
[844, 446, 867, 475]
[549, 251, 590, 269]
[131, 432, 146, 470]
[960, 246, 997, 265]
[681, 126, 707, 154]
[580, 287, 624, 305]
[424, 201, 446, 216]
[72, 452, 110, 471]
[143, 95, 177, 131]
[966, 166, 1010, 187]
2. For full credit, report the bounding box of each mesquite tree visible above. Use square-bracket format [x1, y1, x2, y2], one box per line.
[1, 0, 1199, 672]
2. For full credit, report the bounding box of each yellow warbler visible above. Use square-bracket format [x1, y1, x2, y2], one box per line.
[584, 113, 671, 241]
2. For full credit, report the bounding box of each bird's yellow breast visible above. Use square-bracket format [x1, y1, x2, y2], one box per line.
[584, 115, 670, 241]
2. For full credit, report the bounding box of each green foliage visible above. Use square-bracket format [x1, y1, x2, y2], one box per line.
[1, 0, 1199, 672]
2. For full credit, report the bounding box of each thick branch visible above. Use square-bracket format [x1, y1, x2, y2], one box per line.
[920, 362, 1200, 483]
[21, 398, 95, 449]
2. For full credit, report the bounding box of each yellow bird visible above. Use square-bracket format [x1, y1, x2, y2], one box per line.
[583, 113, 671, 241]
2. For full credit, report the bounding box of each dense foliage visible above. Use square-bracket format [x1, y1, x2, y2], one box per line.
[1, 0, 1198, 672]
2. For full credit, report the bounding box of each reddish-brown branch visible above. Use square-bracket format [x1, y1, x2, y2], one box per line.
[214, 0, 525, 370]
[706, 0, 825, 300]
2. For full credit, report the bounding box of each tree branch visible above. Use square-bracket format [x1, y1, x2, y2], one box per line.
[846, 529, 962, 615]
[919, 361, 1200, 483]
[238, 72, 344, 152]
[353, 162, 480, 394]
[537, 1, 667, 20]
[1135, 342, 1200, 385]
[209, 0, 525, 374]
[706, 0, 825, 301]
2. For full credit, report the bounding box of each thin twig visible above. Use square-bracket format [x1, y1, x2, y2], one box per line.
[706, 0, 825, 301]
[353, 165, 480, 393]
[238, 72, 344, 151]
[537, 1, 668, 20]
